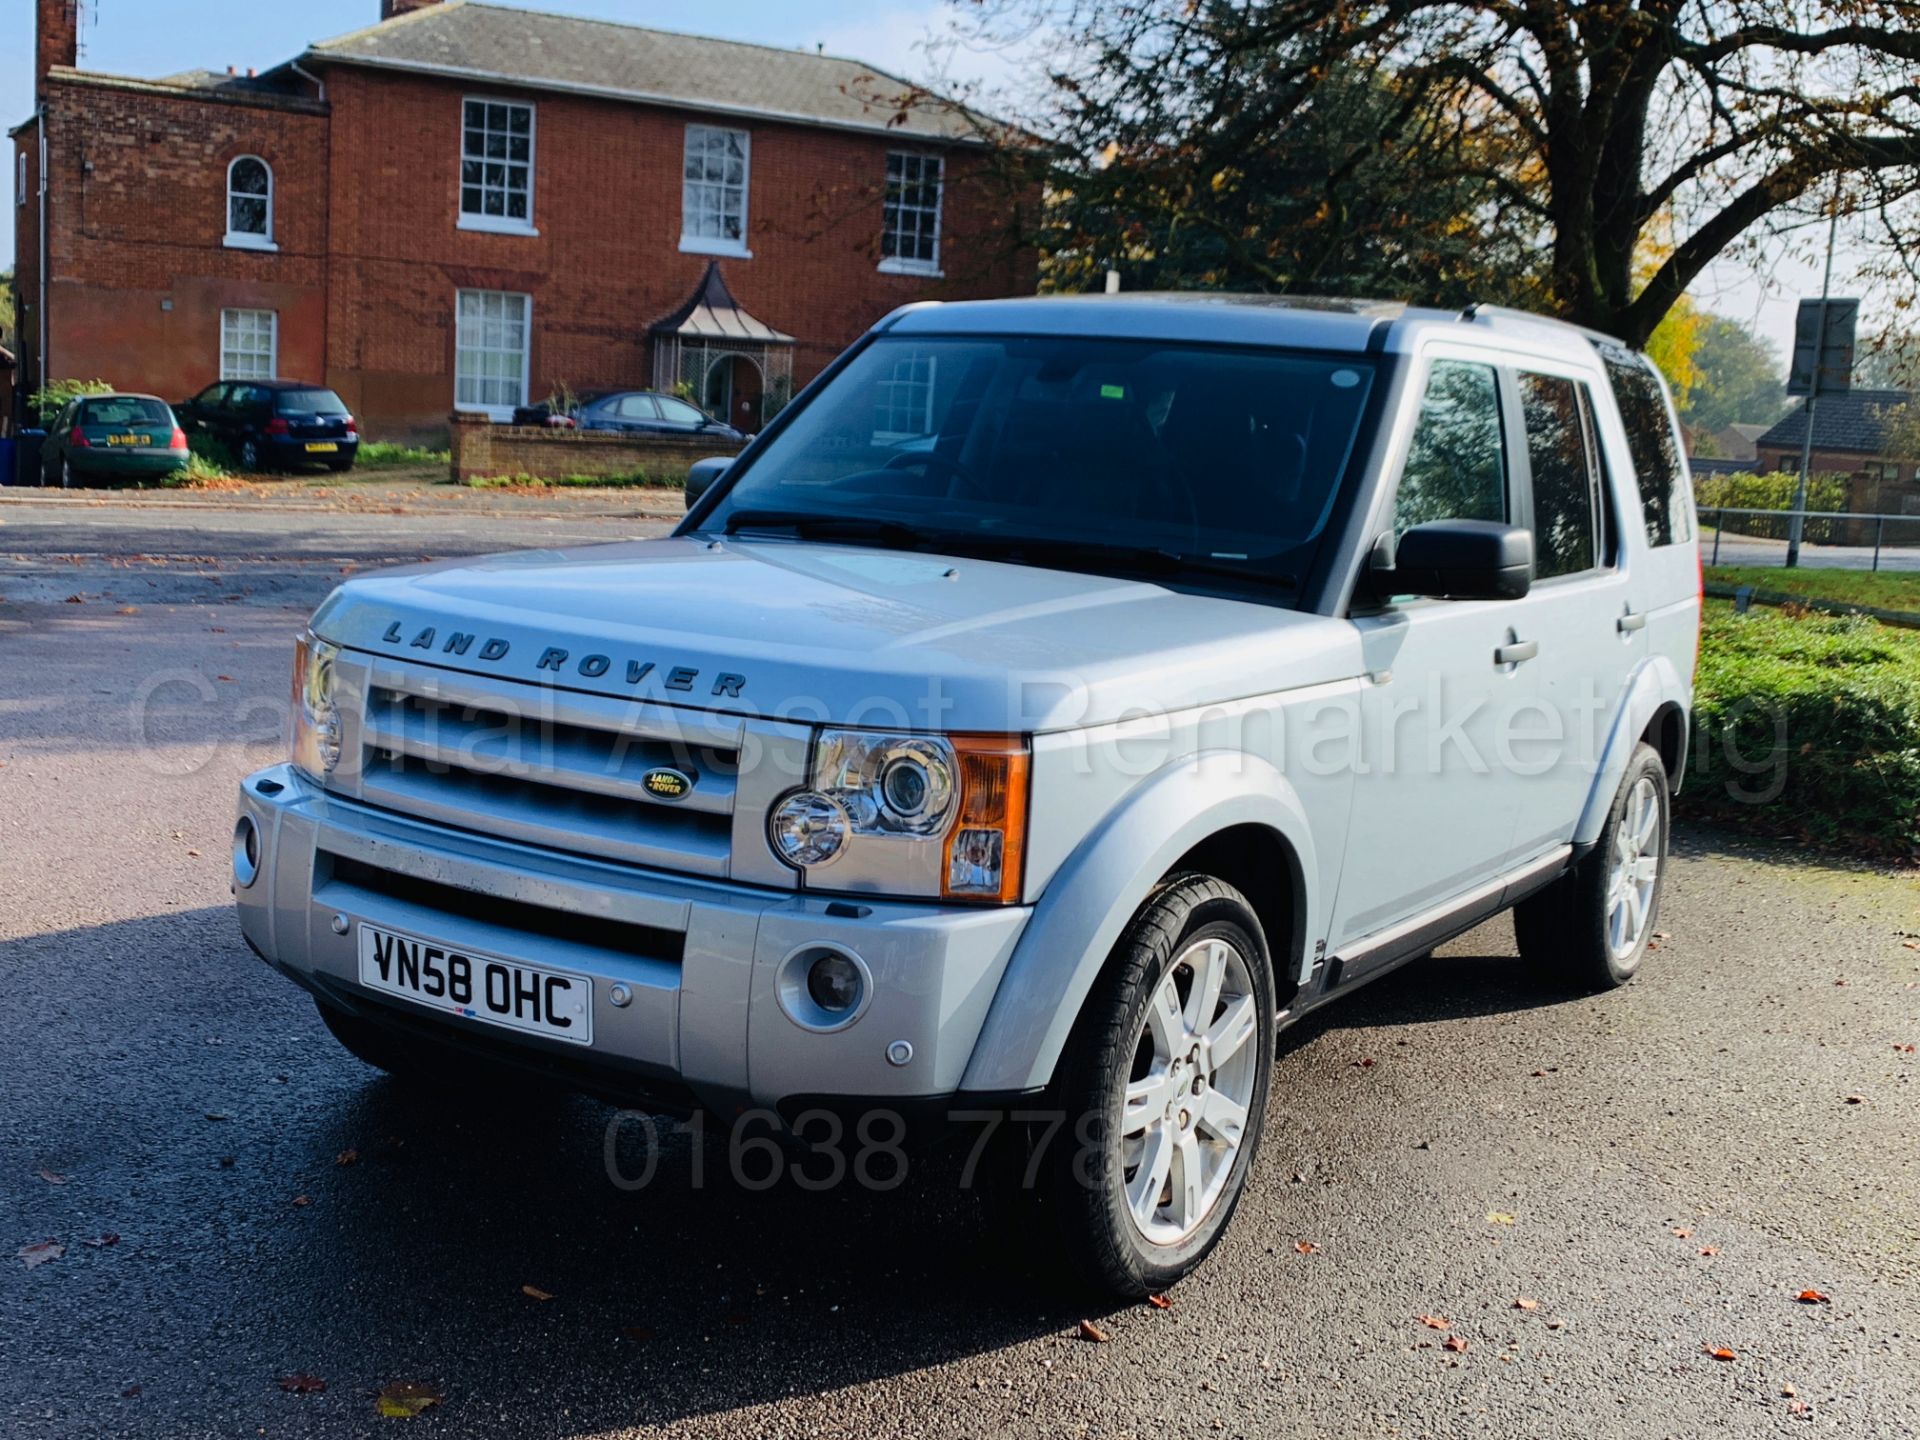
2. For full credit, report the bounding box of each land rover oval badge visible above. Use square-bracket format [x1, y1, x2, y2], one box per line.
[643, 767, 693, 801]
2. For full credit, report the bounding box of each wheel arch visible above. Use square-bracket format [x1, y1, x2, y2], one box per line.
[1575, 656, 1692, 846]
[958, 751, 1318, 1097]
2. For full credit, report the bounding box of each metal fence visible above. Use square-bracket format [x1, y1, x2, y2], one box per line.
[1698, 506, 1920, 572]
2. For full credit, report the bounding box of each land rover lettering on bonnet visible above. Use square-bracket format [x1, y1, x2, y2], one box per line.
[236, 294, 1699, 1297]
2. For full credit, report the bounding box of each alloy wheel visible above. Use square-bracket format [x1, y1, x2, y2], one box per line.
[1118, 935, 1260, 1246]
[1606, 775, 1662, 959]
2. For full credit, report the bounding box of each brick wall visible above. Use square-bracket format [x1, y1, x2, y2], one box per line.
[33, 73, 330, 405]
[321, 67, 1035, 443]
[448, 411, 745, 483]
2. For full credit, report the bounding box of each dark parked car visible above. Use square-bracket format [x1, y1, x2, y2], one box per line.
[177, 380, 360, 472]
[39, 393, 190, 488]
[514, 390, 745, 440]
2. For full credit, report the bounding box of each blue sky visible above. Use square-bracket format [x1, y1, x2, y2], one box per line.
[1, 0, 1877, 356]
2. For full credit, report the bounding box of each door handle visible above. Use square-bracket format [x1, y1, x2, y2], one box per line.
[1617, 611, 1648, 633]
[1494, 639, 1539, 666]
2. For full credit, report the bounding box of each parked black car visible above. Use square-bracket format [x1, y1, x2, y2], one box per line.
[513, 390, 745, 440]
[176, 380, 360, 472]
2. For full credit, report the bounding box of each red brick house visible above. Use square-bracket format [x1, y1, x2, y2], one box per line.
[11, 0, 1036, 442]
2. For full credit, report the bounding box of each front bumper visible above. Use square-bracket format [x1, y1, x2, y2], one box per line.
[234, 765, 1031, 1113]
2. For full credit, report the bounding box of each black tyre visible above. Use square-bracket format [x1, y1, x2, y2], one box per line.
[238, 438, 261, 471]
[1034, 873, 1275, 1297]
[1514, 742, 1670, 991]
[60, 459, 76, 490]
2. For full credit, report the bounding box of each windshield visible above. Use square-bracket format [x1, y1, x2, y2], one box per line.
[701, 335, 1377, 587]
[276, 389, 349, 416]
[80, 398, 172, 426]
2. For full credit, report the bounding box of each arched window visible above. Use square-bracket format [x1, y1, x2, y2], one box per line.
[226, 156, 274, 249]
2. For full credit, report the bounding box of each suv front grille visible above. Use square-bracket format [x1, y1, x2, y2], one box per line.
[349, 672, 746, 879]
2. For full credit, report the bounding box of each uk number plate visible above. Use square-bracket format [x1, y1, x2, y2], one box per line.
[306, 441, 339, 453]
[356, 922, 593, 1045]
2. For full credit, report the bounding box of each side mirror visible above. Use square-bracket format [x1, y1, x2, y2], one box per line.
[1375, 519, 1533, 601]
[684, 455, 734, 511]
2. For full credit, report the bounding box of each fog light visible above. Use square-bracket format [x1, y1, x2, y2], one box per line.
[232, 814, 260, 889]
[776, 943, 872, 1032]
[806, 951, 862, 1013]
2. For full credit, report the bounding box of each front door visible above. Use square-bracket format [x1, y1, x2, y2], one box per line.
[1329, 355, 1539, 951]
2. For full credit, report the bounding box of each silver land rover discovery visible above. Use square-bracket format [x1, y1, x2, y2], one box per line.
[234, 295, 1700, 1296]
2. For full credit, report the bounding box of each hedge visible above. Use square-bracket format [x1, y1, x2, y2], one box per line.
[1689, 604, 1920, 857]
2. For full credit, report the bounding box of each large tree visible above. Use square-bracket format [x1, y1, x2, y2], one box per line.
[1685, 314, 1787, 430]
[965, 0, 1920, 345]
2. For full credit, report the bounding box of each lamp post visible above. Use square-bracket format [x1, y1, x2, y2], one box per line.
[1786, 185, 1842, 569]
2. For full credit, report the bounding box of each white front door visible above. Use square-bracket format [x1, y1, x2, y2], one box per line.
[1329, 356, 1541, 950]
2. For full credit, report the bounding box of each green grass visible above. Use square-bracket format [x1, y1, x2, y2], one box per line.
[356, 442, 451, 470]
[466, 469, 686, 490]
[1691, 602, 1920, 857]
[1705, 566, 1920, 615]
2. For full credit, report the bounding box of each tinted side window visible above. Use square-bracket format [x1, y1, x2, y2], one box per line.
[1604, 356, 1692, 546]
[656, 397, 707, 424]
[616, 395, 661, 420]
[1519, 372, 1599, 578]
[1394, 360, 1506, 533]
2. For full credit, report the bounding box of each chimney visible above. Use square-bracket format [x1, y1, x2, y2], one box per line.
[36, 0, 79, 101]
[381, 0, 442, 18]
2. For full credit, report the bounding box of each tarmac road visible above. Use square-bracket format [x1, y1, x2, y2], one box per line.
[3, 494, 1918, 1439]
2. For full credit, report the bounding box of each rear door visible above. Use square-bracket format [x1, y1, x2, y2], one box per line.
[613, 394, 663, 433]
[1596, 350, 1700, 685]
[1499, 364, 1645, 859]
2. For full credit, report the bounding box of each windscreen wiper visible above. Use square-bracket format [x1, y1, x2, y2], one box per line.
[719, 509, 937, 549]
[942, 534, 1298, 589]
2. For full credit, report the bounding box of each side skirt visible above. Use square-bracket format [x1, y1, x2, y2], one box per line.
[1282, 845, 1574, 1024]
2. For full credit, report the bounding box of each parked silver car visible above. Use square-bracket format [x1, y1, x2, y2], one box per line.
[235, 295, 1699, 1296]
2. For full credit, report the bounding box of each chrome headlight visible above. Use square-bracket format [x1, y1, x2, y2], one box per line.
[768, 730, 1028, 903]
[289, 633, 342, 783]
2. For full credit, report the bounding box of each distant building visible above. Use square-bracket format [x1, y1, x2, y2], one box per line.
[12, 0, 1037, 441]
[1754, 387, 1918, 515]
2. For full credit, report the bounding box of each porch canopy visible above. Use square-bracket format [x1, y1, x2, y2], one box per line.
[650, 261, 794, 425]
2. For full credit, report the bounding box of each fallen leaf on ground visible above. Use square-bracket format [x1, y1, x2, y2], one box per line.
[1352, 1057, 1375, 1068]
[1787, 1400, 1810, 1416]
[204, 1112, 229, 1122]
[374, 1381, 443, 1418]
[279, 1374, 326, 1394]
[1513, 1297, 1539, 1311]
[37, 1169, 66, 1185]
[1699, 1245, 1721, 1256]
[522, 1285, 554, 1302]
[1292, 1240, 1318, 1254]
[336, 1149, 359, 1167]
[292, 1195, 311, 1208]
[1796, 1289, 1830, 1304]
[64, 595, 84, 604]
[1672, 1227, 1693, 1238]
[1844, 1095, 1865, 1105]
[83, 1233, 118, 1248]
[1146, 1293, 1171, 1310]
[1078, 1319, 1111, 1343]
[1704, 1346, 1737, 1362]
[121, 1385, 141, 1398]
[1486, 1212, 1516, 1226]
[1416, 1315, 1450, 1330]
[1442, 1335, 1468, 1353]
[18, 1241, 63, 1269]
